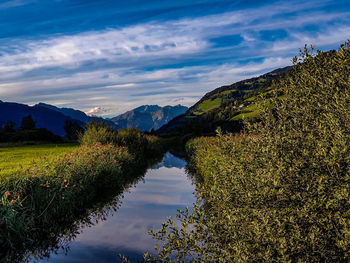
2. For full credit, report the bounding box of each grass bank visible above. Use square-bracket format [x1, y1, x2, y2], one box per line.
[0, 131, 164, 262]
[142, 43, 350, 262]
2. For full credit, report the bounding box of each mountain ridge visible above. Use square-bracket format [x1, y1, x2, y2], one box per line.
[110, 104, 188, 132]
[157, 66, 292, 135]
[35, 103, 118, 129]
[0, 101, 85, 136]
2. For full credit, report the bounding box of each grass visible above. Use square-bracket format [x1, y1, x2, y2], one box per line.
[0, 143, 78, 177]
[0, 131, 164, 261]
[217, 90, 233, 96]
[231, 103, 260, 120]
[197, 98, 222, 113]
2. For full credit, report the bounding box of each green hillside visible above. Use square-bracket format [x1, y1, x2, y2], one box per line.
[157, 66, 292, 136]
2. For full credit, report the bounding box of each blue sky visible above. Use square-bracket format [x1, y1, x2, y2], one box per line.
[0, 0, 349, 116]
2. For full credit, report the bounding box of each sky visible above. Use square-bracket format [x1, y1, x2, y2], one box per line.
[0, 0, 349, 116]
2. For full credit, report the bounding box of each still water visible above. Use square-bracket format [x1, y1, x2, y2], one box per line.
[32, 152, 195, 263]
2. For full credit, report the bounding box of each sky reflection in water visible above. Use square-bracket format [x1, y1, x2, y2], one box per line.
[34, 152, 195, 263]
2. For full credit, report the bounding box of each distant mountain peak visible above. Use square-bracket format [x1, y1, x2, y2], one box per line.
[110, 104, 188, 131]
[133, 105, 162, 113]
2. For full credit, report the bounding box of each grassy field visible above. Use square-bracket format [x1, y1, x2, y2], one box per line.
[0, 143, 78, 177]
[196, 98, 222, 114]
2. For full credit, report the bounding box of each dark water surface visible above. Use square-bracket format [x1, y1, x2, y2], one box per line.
[31, 152, 195, 263]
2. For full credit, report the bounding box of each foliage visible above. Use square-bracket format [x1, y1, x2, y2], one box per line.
[2, 121, 15, 133]
[0, 128, 62, 143]
[147, 42, 350, 261]
[79, 120, 116, 145]
[20, 115, 35, 130]
[64, 120, 83, 140]
[0, 114, 164, 261]
[0, 143, 134, 261]
[115, 128, 162, 155]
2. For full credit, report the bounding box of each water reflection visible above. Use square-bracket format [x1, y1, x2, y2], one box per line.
[152, 152, 187, 169]
[30, 152, 195, 263]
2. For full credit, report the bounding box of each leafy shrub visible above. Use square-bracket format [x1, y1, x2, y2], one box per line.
[79, 120, 116, 146]
[146, 42, 350, 262]
[116, 128, 163, 156]
[64, 120, 83, 140]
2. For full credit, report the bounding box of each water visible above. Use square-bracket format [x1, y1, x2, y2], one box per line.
[31, 152, 195, 263]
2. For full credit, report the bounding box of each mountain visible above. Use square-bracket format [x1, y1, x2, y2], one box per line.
[0, 101, 84, 136]
[110, 105, 188, 132]
[35, 103, 117, 129]
[157, 66, 292, 135]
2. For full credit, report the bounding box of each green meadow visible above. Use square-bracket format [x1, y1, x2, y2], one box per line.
[0, 143, 78, 177]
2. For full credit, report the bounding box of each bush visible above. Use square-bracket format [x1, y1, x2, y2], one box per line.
[115, 128, 163, 156]
[146, 42, 350, 262]
[64, 120, 83, 141]
[79, 121, 116, 146]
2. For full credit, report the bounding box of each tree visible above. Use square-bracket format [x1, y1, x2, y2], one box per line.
[20, 115, 35, 130]
[2, 121, 15, 132]
[79, 120, 116, 145]
[64, 120, 83, 140]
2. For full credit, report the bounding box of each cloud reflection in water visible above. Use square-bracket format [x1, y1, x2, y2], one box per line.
[34, 152, 195, 263]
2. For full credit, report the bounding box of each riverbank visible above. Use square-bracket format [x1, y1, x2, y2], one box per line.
[0, 135, 164, 262]
[144, 44, 350, 262]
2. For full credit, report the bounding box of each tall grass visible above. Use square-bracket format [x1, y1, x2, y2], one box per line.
[1, 124, 164, 261]
[0, 143, 134, 261]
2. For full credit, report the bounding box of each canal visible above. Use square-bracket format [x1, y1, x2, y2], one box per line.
[30, 152, 195, 263]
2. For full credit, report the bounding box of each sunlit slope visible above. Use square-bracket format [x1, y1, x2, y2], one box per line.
[157, 66, 292, 135]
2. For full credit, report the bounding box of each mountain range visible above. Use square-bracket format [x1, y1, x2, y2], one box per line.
[0, 101, 187, 136]
[0, 101, 84, 136]
[109, 105, 188, 132]
[0, 66, 293, 138]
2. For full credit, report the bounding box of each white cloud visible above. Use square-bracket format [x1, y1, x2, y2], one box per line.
[85, 107, 107, 116]
[270, 26, 350, 53]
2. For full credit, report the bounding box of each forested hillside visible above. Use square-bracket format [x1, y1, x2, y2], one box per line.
[157, 66, 291, 136]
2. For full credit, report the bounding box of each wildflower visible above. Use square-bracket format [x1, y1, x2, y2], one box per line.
[10, 200, 16, 206]
[17, 196, 21, 201]
[4, 191, 10, 199]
